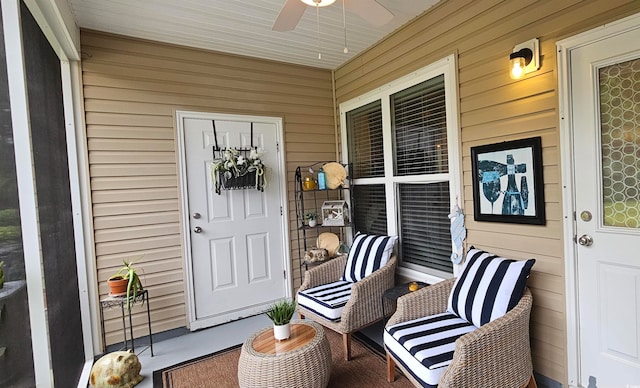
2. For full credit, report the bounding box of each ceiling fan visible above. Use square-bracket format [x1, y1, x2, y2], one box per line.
[273, 0, 394, 32]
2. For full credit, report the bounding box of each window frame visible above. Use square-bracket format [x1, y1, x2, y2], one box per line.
[339, 55, 462, 282]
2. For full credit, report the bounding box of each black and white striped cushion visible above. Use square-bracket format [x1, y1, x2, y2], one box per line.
[341, 233, 397, 283]
[447, 247, 535, 327]
[297, 280, 353, 322]
[384, 312, 477, 387]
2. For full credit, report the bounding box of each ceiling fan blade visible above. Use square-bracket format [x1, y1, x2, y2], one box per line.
[346, 0, 394, 26]
[273, 0, 308, 31]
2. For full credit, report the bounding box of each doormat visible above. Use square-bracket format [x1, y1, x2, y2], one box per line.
[153, 328, 412, 388]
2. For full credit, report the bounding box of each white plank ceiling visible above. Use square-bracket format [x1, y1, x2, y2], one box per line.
[68, 0, 440, 69]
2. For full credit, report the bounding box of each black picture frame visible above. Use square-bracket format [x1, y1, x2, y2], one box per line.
[471, 137, 545, 225]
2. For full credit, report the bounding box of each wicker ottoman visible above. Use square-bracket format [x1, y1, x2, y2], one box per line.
[238, 320, 332, 388]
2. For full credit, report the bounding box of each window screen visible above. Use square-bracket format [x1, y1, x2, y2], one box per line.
[398, 183, 452, 273]
[22, 2, 85, 385]
[347, 100, 384, 179]
[392, 75, 448, 176]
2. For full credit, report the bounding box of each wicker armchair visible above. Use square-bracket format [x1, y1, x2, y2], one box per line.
[297, 255, 397, 361]
[385, 278, 537, 388]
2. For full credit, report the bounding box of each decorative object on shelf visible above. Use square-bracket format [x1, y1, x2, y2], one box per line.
[337, 242, 350, 256]
[303, 176, 317, 191]
[322, 200, 349, 226]
[322, 162, 348, 189]
[304, 248, 329, 263]
[265, 298, 297, 341]
[317, 232, 340, 258]
[471, 137, 545, 225]
[305, 211, 318, 227]
[209, 121, 266, 195]
[409, 282, 419, 291]
[108, 259, 144, 310]
[89, 351, 143, 388]
[317, 167, 326, 190]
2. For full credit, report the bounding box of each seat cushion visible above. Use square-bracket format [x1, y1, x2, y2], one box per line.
[384, 312, 477, 387]
[297, 280, 353, 322]
[341, 233, 397, 283]
[447, 247, 535, 327]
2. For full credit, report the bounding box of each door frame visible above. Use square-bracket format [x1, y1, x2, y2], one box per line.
[557, 11, 640, 388]
[175, 110, 291, 329]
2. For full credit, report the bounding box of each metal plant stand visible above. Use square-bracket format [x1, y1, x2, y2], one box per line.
[99, 289, 153, 356]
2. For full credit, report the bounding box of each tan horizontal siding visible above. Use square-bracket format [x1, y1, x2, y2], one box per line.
[334, 0, 640, 384]
[81, 29, 336, 347]
[95, 235, 182, 257]
[93, 211, 180, 229]
[92, 200, 179, 216]
[92, 188, 179, 203]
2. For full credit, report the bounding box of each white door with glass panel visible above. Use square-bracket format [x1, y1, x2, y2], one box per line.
[179, 112, 288, 330]
[570, 26, 640, 386]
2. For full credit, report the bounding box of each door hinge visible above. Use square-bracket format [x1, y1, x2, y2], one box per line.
[280, 206, 283, 216]
[284, 270, 286, 279]
[276, 142, 280, 152]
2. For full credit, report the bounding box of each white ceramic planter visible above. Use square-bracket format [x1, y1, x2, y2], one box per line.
[273, 323, 291, 341]
[308, 219, 317, 227]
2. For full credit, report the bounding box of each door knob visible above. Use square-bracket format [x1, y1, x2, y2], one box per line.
[194, 226, 203, 233]
[578, 234, 593, 246]
[193, 212, 201, 219]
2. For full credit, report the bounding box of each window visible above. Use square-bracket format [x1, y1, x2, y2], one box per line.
[340, 56, 460, 278]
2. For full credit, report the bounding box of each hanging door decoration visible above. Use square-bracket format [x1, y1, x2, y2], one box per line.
[210, 121, 266, 195]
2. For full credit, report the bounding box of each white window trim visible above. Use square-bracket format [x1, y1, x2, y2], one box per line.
[339, 54, 462, 282]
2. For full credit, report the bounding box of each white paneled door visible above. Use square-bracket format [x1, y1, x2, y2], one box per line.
[570, 26, 640, 386]
[179, 112, 288, 330]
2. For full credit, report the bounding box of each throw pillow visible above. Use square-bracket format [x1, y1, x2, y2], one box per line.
[342, 233, 397, 283]
[447, 247, 535, 327]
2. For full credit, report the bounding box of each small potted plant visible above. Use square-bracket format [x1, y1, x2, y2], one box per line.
[304, 211, 318, 227]
[108, 259, 144, 309]
[265, 298, 297, 341]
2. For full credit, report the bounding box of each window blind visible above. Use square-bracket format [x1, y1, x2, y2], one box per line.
[347, 100, 384, 179]
[398, 182, 452, 273]
[352, 184, 387, 236]
[392, 75, 448, 176]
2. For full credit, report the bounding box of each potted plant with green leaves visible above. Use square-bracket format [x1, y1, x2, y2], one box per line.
[304, 211, 318, 227]
[265, 298, 297, 340]
[108, 259, 143, 309]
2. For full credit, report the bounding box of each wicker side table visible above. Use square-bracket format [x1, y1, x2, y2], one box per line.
[238, 320, 332, 388]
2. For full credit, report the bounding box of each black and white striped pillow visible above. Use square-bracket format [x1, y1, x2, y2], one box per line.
[341, 233, 397, 283]
[447, 247, 535, 327]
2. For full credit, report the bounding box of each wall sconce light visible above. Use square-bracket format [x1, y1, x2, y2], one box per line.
[509, 38, 540, 79]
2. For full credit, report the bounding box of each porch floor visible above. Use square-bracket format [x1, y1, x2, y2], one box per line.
[133, 314, 384, 387]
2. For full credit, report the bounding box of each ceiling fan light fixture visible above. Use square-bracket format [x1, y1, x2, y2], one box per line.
[300, 0, 336, 7]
